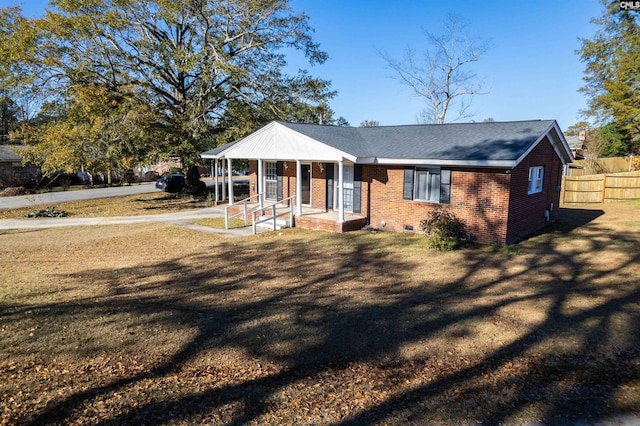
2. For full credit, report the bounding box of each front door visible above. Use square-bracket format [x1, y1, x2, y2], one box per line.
[301, 164, 311, 205]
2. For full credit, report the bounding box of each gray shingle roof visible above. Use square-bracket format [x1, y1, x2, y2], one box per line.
[0, 145, 22, 163]
[565, 135, 584, 150]
[201, 140, 238, 157]
[279, 120, 556, 162]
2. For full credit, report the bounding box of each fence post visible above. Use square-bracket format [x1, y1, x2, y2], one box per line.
[243, 200, 248, 226]
[272, 205, 277, 231]
[252, 211, 257, 234]
[290, 200, 294, 228]
[601, 175, 607, 203]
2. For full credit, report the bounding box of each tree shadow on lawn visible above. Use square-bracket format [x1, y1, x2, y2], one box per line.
[10, 226, 640, 425]
[555, 207, 605, 232]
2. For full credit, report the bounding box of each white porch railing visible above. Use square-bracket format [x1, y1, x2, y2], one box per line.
[224, 192, 265, 229]
[252, 195, 295, 234]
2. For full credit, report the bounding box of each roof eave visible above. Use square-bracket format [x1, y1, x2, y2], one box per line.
[512, 120, 574, 167]
[364, 158, 516, 169]
[368, 158, 516, 168]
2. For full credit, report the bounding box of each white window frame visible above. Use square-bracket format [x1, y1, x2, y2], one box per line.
[264, 161, 278, 200]
[528, 166, 544, 195]
[414, 167, 441, 203]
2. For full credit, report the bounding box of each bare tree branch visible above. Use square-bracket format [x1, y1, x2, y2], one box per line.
[380, 14, 490, 124]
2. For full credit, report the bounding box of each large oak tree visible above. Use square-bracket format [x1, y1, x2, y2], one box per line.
[2, 0, 334, 171]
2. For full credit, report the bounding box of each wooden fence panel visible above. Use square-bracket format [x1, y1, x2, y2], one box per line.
[603, 174, 640, 200]
[571, 157, 632, 175]
[562, 170, 640, 204]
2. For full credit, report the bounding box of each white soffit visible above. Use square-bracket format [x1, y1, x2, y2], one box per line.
[223, 122, 354, 162]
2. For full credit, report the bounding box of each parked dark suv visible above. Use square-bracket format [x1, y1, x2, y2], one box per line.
[155, 174, 186, 193]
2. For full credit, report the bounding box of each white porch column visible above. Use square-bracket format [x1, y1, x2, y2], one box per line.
[257, 159, 264, 211]
[227, 158, 234, 206]
[296, 160, 302, 216]
[338, 159, 345, 223]
[221, 159, 227, 201]
[214, 159, 219, 202]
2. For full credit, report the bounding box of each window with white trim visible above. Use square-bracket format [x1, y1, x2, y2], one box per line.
[528, 166, 544, 194]
[264, 161, 277, 200]
[403, 167, 451, 204]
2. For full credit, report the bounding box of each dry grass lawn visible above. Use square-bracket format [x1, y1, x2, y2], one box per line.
[1, 201, 639, 425]
[0, 192, 209, 220]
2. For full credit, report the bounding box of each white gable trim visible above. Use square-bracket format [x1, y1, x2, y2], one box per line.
[513, 121, 574, 168]
[218, 122, 356, 162]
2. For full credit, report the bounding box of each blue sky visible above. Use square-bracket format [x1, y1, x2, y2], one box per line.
[5, 0, 604, 131]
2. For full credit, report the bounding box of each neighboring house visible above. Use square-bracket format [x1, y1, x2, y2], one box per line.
[202, 120, 573, 245]
[565, 135, 585, 160]
[0, 145, 39, 187]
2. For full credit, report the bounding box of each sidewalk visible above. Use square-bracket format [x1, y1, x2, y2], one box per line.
[0, 206, 255, 237]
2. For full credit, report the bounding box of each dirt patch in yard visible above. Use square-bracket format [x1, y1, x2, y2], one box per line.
[1, 201, 639, 425]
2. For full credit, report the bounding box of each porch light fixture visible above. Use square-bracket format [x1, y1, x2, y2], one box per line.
[284, 162, 288, 170]
[317, 162, 324, 173]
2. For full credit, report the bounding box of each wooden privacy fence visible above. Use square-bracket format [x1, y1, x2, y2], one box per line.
[562, 170, 640, 204]
[570, 157, 631, 176]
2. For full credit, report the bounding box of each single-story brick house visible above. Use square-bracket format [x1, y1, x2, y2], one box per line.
[0, 145, 40, 188]
[202, 120, 573, 245]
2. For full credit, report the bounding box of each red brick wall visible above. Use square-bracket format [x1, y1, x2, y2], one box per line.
[311, 163, 327, 210]
[248, 160, 326, 209]
[248, 148, 564, 245]
[506, 136, 563, 243]
[363, 165, 511, 245]
[249, 160, 258, 198]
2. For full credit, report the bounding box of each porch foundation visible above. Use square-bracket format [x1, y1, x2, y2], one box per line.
[226, 203, 368, 233]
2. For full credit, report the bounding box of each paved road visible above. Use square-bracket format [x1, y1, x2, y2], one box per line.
[0, 183, 158, 210]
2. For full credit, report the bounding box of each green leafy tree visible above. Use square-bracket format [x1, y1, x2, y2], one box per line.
[578, 1, 640, 147]
[0, 94, 19, 144]
[2, 0, 334, 167]
[22, 84, 157, 183]
[592, 122, 635, 158]
[564, 121, 591, 136]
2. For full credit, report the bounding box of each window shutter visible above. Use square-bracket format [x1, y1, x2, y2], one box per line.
[440, 169, 451, 204]
[403, 168, 414, 200]
[353, 164, 362, 213]
[326, 163, 334, 210]
[276, 161, 283, 201]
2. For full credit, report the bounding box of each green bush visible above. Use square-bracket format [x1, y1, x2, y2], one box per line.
[420, 208, 469, 250]
[25, 206, 68, 218]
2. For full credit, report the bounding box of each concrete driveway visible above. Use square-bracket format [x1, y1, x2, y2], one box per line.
[0, 183, 159, 210]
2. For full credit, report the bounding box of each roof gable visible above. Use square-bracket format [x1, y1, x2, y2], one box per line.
[204, 122, 356, 162]
[0, 145, 22, 163]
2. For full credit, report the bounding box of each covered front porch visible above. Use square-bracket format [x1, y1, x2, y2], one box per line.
[201, 122, 367, 234]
